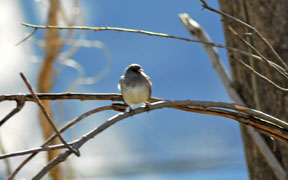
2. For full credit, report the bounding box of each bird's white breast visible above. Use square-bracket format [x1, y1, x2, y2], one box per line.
[122, 85, 150, 105]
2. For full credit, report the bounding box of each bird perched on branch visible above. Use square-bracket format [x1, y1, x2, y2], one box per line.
[118, 64, 152, 110]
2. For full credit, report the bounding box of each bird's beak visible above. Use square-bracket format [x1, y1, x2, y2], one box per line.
[139, 69, 143, 72]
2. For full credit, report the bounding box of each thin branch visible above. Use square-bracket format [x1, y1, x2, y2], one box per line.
[228, 25, 288, 80]
[19, 72, 80, 157]
[200, 0, 288, 71]
[16, 27, 37, 46]
[0, 92, 165, 103]
[0, 99, 25, 127]
[20, 22, 277, 69]
[1, 143, 71, 159]
[6, 104, 125, 180]
[231, 54, 288, 91]
[31, 100, 288, 179]
[0, 93, 123, 102]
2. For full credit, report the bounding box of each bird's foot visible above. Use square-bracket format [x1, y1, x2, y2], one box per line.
[128, 106, 135, 115]
[144, 103, 150, 113]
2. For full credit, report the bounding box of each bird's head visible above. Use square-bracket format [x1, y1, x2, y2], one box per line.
[125, 64, 143, 74]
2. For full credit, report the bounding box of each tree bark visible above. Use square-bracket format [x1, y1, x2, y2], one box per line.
[218, 0, 288, 179]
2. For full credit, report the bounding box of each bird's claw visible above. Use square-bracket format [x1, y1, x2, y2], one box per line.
[128, 106, 135, 115]
[144, 103, 150, 113]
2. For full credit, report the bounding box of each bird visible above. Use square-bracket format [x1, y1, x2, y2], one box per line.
[118, 64, 152, 110]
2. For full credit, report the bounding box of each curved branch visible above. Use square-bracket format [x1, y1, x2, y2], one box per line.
[1, 98, 287, 179]
[15, 100, 287, 179]
[2, 104, 288, 161]
[0, 99, 25, 127]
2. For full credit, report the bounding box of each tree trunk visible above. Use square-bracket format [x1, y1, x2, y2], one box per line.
[218, 0, 288, 179]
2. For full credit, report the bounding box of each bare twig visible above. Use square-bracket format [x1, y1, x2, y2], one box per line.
[200, 0, 288, 71]
[227, 26, 288, 90]
[16, 27, 37, 46]
[6, 104, 125, 180]
[0, 99, 25, 127]
[20, 22, 279, 68]
[0, 92, 165, 103]
[31, 100, 288, 179]
[1, 143, 72, 159]
[19, 72, 80, 157]
[228, 26, 288, 80]
[232, 54, 288, 91]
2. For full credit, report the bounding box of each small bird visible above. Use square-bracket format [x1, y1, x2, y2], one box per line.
[118, 64, 152, 109]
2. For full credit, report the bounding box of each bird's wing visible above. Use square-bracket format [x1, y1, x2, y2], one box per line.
[142, 73, 152, 86]
[148, 85, 152, 102]
[147, 76, 152, 86]
[143, 74, 152, 102]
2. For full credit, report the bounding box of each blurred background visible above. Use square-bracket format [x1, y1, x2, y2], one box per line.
[0, 0, 248, 179]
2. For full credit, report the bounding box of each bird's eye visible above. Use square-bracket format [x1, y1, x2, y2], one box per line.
[132, 68, 138, 72]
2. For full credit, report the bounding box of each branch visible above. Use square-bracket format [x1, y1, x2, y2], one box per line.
[232, 54, 288, 92]
[0, 92, 166, 104]
[178, 13, 242, 103]
[0, 99, 25, 127]
[15, 27, 37, 46]
[20, 23, 276, 69]
[228, 26, 288, 84]
[2, 102, 288, 160]
[6, 104, 125, 180]
[200, 0, 288, 72]
[0, 93, 123, 102]
[20, 73, 80, 156]
[31, 100, 288, 179]
[1, 143, 71, 159]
